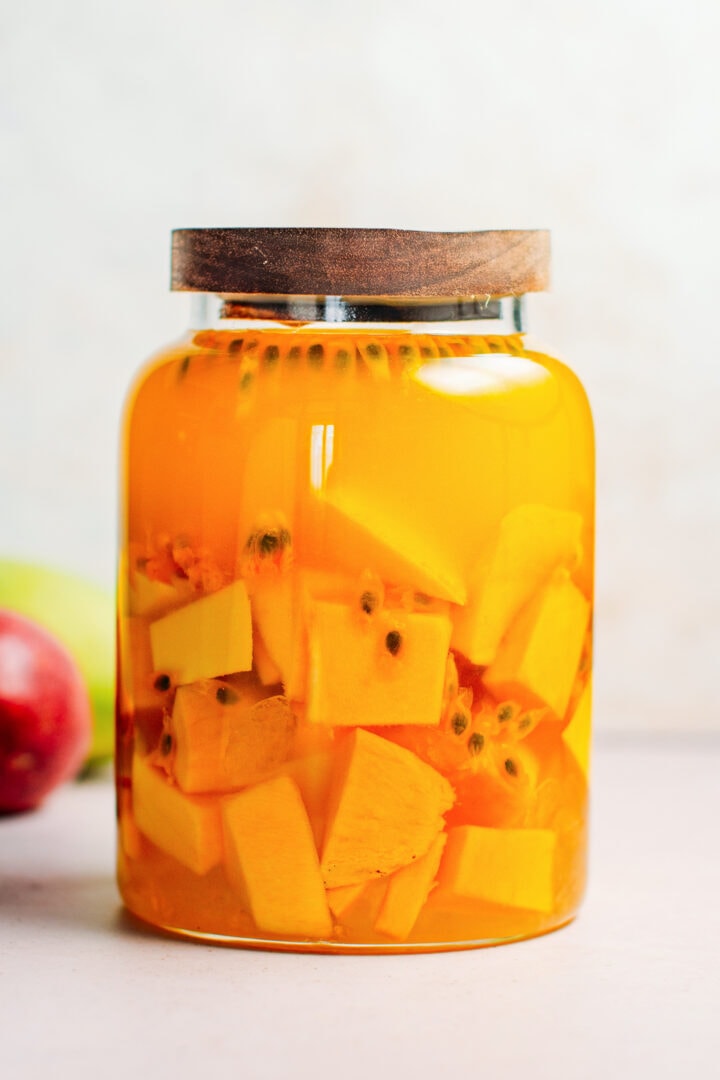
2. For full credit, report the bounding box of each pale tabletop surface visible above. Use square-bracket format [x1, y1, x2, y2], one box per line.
[1, 737, 718, 1080]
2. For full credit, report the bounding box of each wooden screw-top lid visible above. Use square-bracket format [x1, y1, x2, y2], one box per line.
[171, 228, 550, 298]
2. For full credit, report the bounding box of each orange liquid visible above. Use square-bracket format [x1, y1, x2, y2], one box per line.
[117, 327, 594, 951]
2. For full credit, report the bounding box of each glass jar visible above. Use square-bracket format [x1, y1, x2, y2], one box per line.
[116, 228, 594, 952]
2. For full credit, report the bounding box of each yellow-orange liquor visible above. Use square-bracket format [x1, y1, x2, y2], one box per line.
[117, 230, 593, 951]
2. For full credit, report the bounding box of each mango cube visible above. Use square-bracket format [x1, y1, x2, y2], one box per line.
[304, 489, 467, 604]
[252, 631, 283, 686]
[307, 599, 452, 727]
[452, 504, 583, 665]
[375, 833, 447, 941]
[320, 729, 454, 887]
[168, 679, 296, 794]
[326, 882, 367, 919]
[249, 574, 305, 699]
[438, 826, 556, 913]
[483, 571, 590, 719]
[128, 570, 193, 619]
[326, 878, 389, 931]
[131, 754, 222, 875]
[222, 775, 332, 939]
[150, 580, 252, 686]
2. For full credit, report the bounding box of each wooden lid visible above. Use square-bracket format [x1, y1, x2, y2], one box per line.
[171, 228, 550, 297]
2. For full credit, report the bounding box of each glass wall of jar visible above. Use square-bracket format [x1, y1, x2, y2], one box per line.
[116, 230, 594, 951]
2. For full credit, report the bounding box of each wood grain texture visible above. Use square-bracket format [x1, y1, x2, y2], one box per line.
[171, 228, 550, 297]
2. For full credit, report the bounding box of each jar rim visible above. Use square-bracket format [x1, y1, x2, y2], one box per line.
[171, 228, 550, 299]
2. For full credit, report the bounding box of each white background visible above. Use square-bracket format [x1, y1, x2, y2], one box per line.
[2, 0, 719, 733]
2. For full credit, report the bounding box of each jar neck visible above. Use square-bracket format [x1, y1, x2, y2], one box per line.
[189, 294, 526, 335]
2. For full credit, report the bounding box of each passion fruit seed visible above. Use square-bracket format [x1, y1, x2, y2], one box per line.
[385, 630, 402, 656]
[263, 344, 280, 366]
[263, 528, 291, 555]
[239, 370, 254, 392]
[245, 527, 292, 558]
[178, 355, 191, 379]
[307, 344, 324, 367]
[286, 345, 302, 365]
[468, 732, 485, 756]
[160, 732, 173, 756]
[153, 673, 171, 692]
[451, 712, 468, 736]
[504, 758, 518, 777]
[398, 344, 414, 358]
[260, 533, 279, 554]
[228, 338, 244, 356]
[365, 343, 381, 358]
[518, 715, 532, 732]
[420, 345, 435, 358]
[216, 686, 239, 705]
[497, 704, 515, 722]
[334, 347, 352, 369]
[360, 590, 379, 615]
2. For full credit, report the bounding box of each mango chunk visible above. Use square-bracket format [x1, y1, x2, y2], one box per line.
[128, 570, 193, 619]
[375, 833, 447, 941]
[275, 750, 334, 849]
[452, 504, 583, 665]
[119, 615, 172, 714]
[320, 729, 454, 887]
[150, 579, 252, 686]
[248, 574, 305, 699]
[304, 488, 467, 604]
[326, 878, 389, 931]
[562, 677, 592, 777]
[252, 631, 283, 686]
[438, 826, 556, 913]
[307, 599, 452, 727]
[131, 754, 222, 875]
[484, 571, 590, 719]
[222, 775, 332, 939]
[167, 678, 296, 794]
[326, 882, 367, 918]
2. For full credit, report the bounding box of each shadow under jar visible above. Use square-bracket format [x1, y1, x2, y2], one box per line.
[116, 228, 594, 952]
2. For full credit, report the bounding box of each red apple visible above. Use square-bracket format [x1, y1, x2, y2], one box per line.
[0, 609, 92, 813]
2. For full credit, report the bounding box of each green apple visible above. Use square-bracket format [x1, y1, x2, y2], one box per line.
[0, 560, 114, 767]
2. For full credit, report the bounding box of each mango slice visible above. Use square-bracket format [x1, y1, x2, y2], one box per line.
[127, 570, 193, 619]
[119, 616, 173, 714]
[307, 599, 452, 727]
[327, 878, 389, 933]
[320, 729, 454, 887]
[131, 754, 222, 875]
[275, 750, 334, 849]
[437, 826, 556, 913]
[375, 833, 447, 941]
[150, 579, 252, 686]
[451, 504, 582, 665]
[326, 882, 367, 918]
[303, 489, 467, 604]
[222, 775, 332, 939]
[562, 676, 592, 777]
[483, 570, 590, 719]
[252, 630, 283, 686]
[167, 678, 296, 794]
[248, 574, 304, 699]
